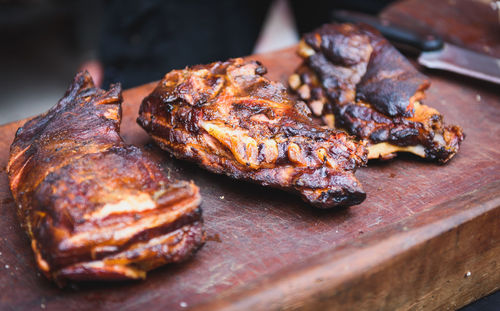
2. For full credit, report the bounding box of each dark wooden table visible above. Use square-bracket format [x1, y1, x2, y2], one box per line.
[380, 0, 500, 59]
[0, 44, 499, 310]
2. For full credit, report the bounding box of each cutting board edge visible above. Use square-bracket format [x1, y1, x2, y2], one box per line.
[192, 181, 500, 311]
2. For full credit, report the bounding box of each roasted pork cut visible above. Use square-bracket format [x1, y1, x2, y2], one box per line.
[7, 72, 204, 285]
[138, 59, 367, 208]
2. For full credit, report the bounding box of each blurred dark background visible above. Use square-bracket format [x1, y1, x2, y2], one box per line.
[0, 0, 392, 124]
[0, 0, 103, 123]
[0, 1, 498, 309]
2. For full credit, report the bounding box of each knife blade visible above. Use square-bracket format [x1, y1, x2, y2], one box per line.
[331, 10, 500, 85]
[418, 43, 500, 84]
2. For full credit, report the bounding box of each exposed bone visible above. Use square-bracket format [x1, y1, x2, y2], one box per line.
[297, 84, 311, 100]
[288, 74, 301, 90]
[297, 39, 316, 58]
[367, 142, 426, 160]
[309, 99, 324, 116]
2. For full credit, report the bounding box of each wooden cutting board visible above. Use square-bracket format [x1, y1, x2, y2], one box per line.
[0, 46, 499, 311]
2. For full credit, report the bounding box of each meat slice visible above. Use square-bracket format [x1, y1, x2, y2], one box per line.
[289, 23, 464, 163]
[138, 58, 367, 208]
[7, 72, 204, 285]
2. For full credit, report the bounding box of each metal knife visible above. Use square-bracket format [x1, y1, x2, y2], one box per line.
[332, 10, 500, 85]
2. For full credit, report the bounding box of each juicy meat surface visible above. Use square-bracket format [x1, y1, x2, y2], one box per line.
[138, 58, 367, 208]
[7, 72, 204, 285]
[290, 23, 464, 163]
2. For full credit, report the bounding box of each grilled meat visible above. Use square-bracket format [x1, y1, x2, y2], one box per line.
[7, 72, 204, 285]
[289, 23, 464, 163]
[138, 58, 367, 208]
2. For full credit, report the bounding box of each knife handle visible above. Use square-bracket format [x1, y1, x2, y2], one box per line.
[331, 10, 443, 52]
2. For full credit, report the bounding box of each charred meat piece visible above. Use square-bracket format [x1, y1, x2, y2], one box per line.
[289, 23, 464, 163]
[138, 58, 367, 208]
[7, 72, 204, 285]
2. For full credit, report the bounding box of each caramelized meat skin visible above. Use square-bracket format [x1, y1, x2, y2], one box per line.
[7, 72, 204, 285]
[291, 23, 464, 163]
[138, 58, 367, 208]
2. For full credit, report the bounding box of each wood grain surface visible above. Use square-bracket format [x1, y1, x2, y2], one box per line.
[0, 45, 499, 310]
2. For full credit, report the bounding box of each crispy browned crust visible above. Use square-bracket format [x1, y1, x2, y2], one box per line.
[138, 58, 367, 208]
[292, 23, 464, 163]
[7, 72, 204, 285]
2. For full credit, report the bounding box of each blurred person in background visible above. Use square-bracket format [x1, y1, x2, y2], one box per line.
[79, 0, 392, 89]
[0, 0, 390, 123]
